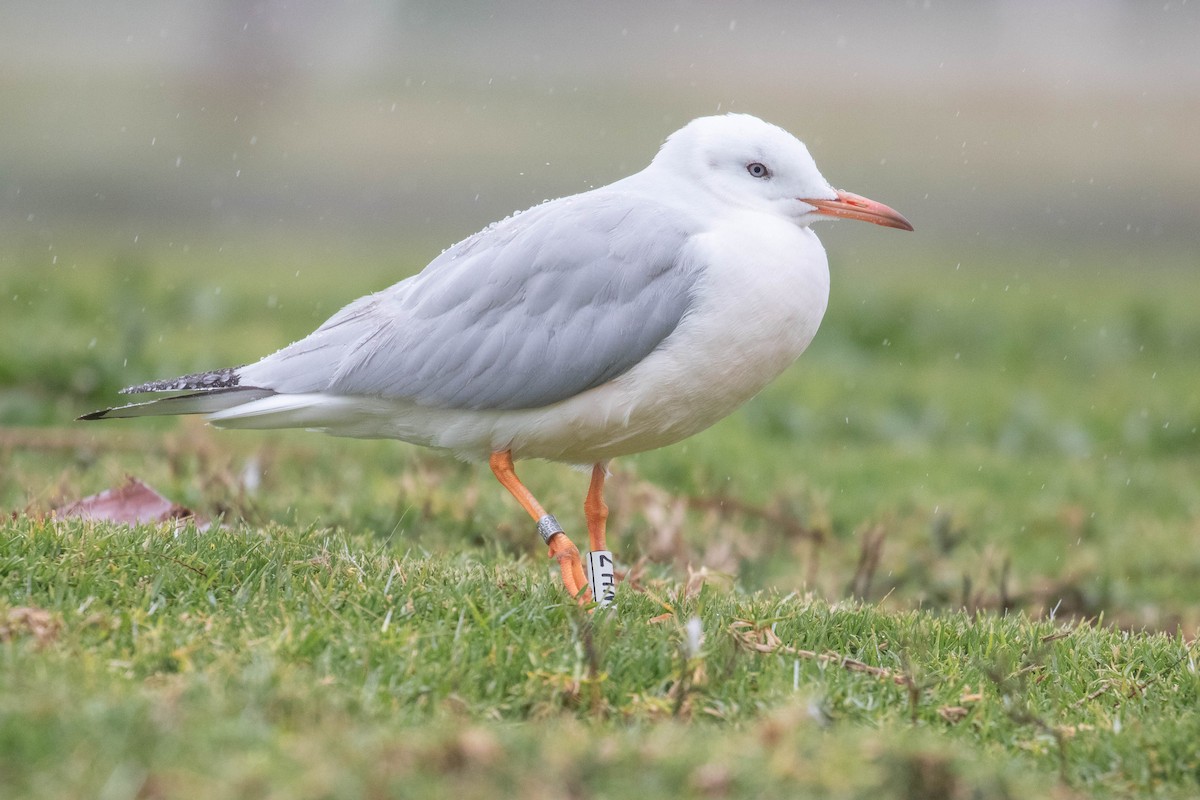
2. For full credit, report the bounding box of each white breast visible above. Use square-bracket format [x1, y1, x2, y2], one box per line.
[482, 213, 831, 463]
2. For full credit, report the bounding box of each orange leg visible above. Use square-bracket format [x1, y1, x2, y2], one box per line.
[584, 463, 609, 553]
[489, 451, 590, 603]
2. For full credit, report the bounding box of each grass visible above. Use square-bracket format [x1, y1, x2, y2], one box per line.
[2, 521, 1196, 799]
[3, 232, 1200, 798]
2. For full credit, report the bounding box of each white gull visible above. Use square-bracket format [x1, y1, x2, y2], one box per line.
[83, 113, 913, 603]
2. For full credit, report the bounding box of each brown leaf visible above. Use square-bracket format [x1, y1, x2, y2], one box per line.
[0, 606, 59, 646]
[937, 705, 970, 723]
[729, 620, 916, 688]
[684, 565, 731, 598]
[53, 477, 212, 531]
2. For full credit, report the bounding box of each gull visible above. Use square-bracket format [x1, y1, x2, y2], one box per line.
[82, 113, 912, 604]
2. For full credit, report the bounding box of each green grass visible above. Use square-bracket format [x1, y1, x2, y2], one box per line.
[3, 233, 1200, 798]
[2, 521, 1196, 799]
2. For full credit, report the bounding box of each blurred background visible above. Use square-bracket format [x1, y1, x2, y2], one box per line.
[3, 0, 1198, 261]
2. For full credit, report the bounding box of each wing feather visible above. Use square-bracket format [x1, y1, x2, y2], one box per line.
[238, 190, 701, 410]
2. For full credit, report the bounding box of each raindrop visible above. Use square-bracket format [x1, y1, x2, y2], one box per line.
[684, 617, 703, 657]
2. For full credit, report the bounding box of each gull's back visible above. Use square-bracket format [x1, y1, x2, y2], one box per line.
[237, 184, 704, 411]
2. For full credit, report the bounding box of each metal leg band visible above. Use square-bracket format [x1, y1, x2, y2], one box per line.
[536, 514, 563, 544]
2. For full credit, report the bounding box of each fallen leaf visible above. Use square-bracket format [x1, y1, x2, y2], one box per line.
[938, 705, 970, 723]
[53, 477, 213, 531]
[0, 606, 59, 646]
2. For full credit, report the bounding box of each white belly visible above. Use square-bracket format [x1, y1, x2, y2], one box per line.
[497, 219, 830, 462]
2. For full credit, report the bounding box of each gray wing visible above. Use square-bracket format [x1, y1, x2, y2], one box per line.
[238, 190, 702, 411]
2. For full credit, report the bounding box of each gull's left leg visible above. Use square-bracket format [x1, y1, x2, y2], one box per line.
[583, 462, 618, 606]
[584, 462, 609, 553]
[489, 450, 591, 602]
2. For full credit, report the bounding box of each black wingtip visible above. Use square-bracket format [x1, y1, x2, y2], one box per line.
[120, 366, 243, 395]
[77, 408, 111, 421]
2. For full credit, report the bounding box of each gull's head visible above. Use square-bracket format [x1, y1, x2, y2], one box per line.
[653, 113, 912, 231]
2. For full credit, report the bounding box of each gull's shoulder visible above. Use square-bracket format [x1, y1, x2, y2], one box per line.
[435, 173, 702, 266]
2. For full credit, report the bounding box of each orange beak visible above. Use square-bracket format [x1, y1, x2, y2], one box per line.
[804, 190, 914, 231]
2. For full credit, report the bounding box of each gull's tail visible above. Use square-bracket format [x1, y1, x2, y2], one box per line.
[78, 367, 275, 421]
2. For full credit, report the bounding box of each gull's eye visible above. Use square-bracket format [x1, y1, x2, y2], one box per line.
[746, 162, 770, 178]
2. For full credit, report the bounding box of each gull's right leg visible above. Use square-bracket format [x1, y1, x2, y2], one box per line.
[489, 450, 590, 603]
